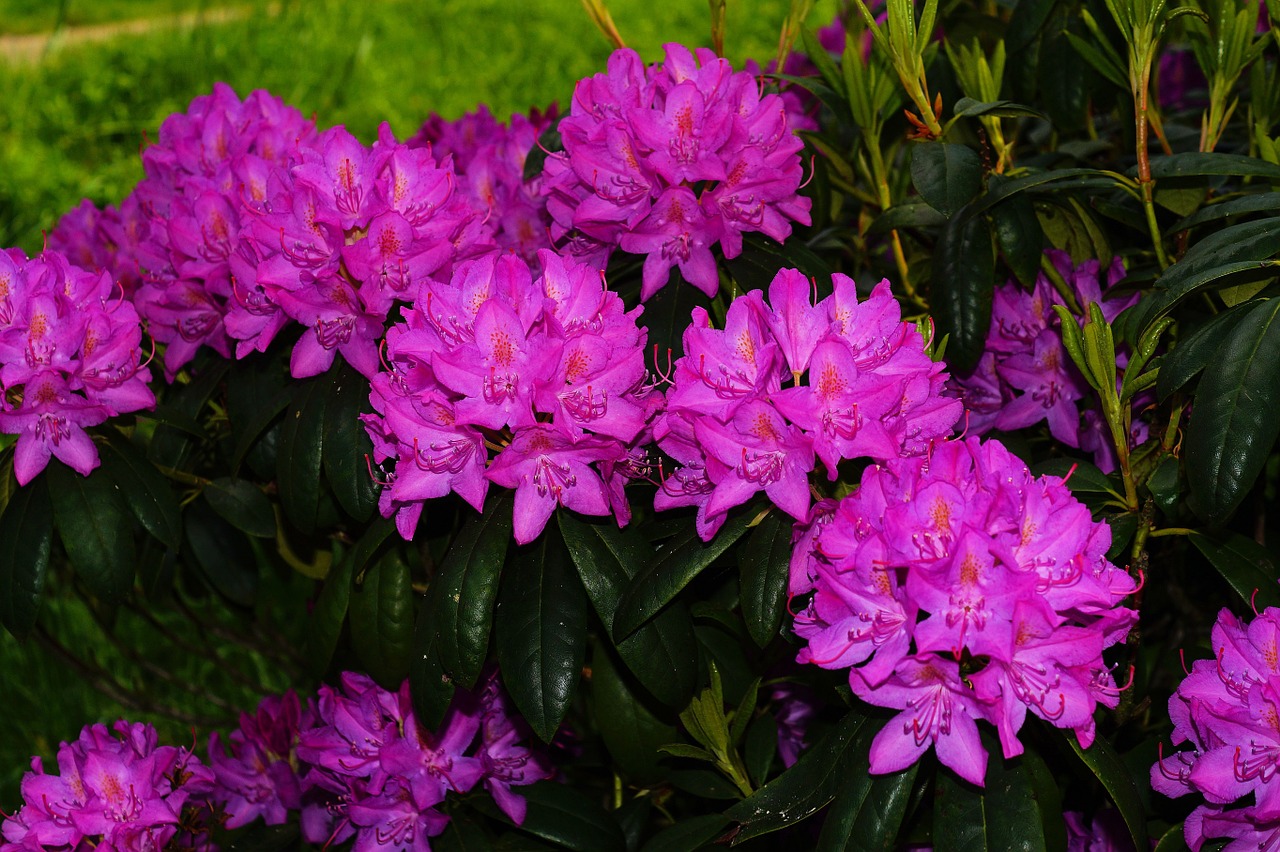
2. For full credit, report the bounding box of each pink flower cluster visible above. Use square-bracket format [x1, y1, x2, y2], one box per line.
[655, 268, 961, 540]
[0, 720, 213, 852]
[542, 44, 812, 300]
[1152, 606, 1280, 850]
[0, 249, 155, 485]
[206, 690, 310, 830]
[950, 250, 1144, 472]
[364, 248, 659, 543]
[409, 104, 558, 265]
[297, 671, 552, 851]
[791, 436, 1138, 785]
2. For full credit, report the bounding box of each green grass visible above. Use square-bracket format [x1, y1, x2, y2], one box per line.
[0, 0, 219, 35]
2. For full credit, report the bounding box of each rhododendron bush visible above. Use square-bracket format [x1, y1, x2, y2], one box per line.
[7, 0, 1280, 848]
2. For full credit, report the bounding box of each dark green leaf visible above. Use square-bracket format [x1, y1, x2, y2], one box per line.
[744, 713, 778, 788]
[147, 359, 228, 469]
[738, 512, 791, 648]
[933, 769, 990, 852]
[204, 478, 276, 539]
[1153, 823, 1191, 852]
[725, 709, 869, 843]
[966, 168, 1117, 218]
[1066, 734, 1149, 851]
[522, 125, 562, 183]
[47, 461, 134, 606]
[226, 355, 291, 474]
[1190, 531, 1280, 611]
[867, 201, 948, 235]
[639, 815, 731, 852]
[409, 603, 455, 731]
[1144, 152, 1280, 180]
[435, 816, 493, 852]
[558, 513, 697, 707]
[799, 27, 846, 99]
[991, 192, 1045, 287]
[910, 142, 984, 218]
[184, 497, 258, 606]
[496, 528, 589, 742]
[612, 508, 755, 640]
[1157, 307, 1253, 400]
[641, 269, 715, 365]
[1106, 513, 1141, 564]
[934, 210, 996, 373]
[592, 643, 679, 784]
[984, 749, 1049, 852]
[1030, 458, 1121, 496]
[323, 363, 378, 522]
[277, 370, 330, 534]
[100, 429, 181, 549]
[304, 524, 365, 677]
[350, 550, 415, 689]
[952, 96, 1046, 120]
[1147, 455, 1182, 517]
[668, 768, 741, 800]
[725, 234, 832, 294]
[485, 780, 625, 852]
[816, 723, 917, 852]
[1037, 32, 1092, 134]
[1171, 192, 1280, 232]
[0, 476, 52, 638]
[139, 402, 206, 438]
[1186, 298, 1280, 524]
[1005, 0, 1055, 50]
[435, 496, 513, 689]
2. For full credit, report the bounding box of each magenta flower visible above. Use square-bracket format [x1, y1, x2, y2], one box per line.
[206, 691, 311, 830]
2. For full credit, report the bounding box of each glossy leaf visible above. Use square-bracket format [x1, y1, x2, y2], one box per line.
[226, 356, 291, 474]
[99, 429, 181, 550]
[204, 477, 276, 539]
[496, 528, 589, 742]
[1190, 530, 1280, 611]
[435, 495, 513, 689]
[1156, 307, 1252, 400]
[991, 191, 1044, 287]
[725, 709, 868, 842]
[738, 511, 792, 648]
[184, 497, 258, 607]
[639, 815, 732, 852]
[323, 363, 379, 522]
[984, 749, 1050, 851]
[868, 201, 948, 235]
[1066, 734, 1149, 851]
[558, 512, 698, 707]
[1030, 458, 1122, 497]
[910, 142, 984, 218]
[147, 359, 228, 470]
[816, 725, 917, 852]
[277, 370, 330, 534]
[0, 476, 52, 638]
[485, 780, 625, 852]
[641, 269, 714, 365]
[1186, 297, 1280, 525]
[47, 461, 135, 606]
[409, 604, 454, 731]
[933, 769, 991, 851]
[1144, 152, 1280, 180]
[933, 210, 996, 373]
[592, 643, 679, 785]
[1171, 191, 1280, 232]
[725, 234, 832, 294]
[612, 508, 755, 640]
[304, 525, 361, 677]
[349, 550, 415, 689]
[952, 96, 1046, 119]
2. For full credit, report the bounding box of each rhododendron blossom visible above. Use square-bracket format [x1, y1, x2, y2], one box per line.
[791, 435, 1138, 785]
[654, 268, 961, 540]
[542, 43, 812, 299]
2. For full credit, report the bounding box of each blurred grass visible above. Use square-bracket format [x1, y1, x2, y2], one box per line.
[0, 0, 216, 34]
[0, 0, 834, 809]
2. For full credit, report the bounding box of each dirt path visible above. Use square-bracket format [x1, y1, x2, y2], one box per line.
[0, 4, 277, 65]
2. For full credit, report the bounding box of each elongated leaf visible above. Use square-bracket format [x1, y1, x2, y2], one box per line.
[1186, 298, 1280, 524]
[226, 355, 291, 474]
[435, 495, 513, 689]
[349, 550, 415, 688]
[496, 528, 589, 742]
[1190, 530, 1280, 611]
[991, 192, 1044, 287]
[816, 725, 917, 852]
[985, 751, 1049, 851]
[409, 604, 454, 731]
[725, 234, 832, 294]
[1030, 458, 1122, 497]
[933, 769, 990, 852]
[966, 168, 1118, 218]
[639, 815, 732, 852]
[934, 210, 996, 373]
[147, 358, 228, 469]
[323, 363, 378, 522]
[277, 370, 330, 534]
[0, 477, 52, 638]
[952, 96, 1046, 119]
[1066, 734, 1149, 851]
[204, 478, 276, 539]
[47, 461, 134, 606]
[486, 780, 625, 852]
[558, 513, 698, 707]
[739, 512, 792, 648]
[725, 710, 868, 843]
[1153, 823, 1191, 852]
[592, 643, 679, 785]
[1144, 152, 1280, 180]
[612, 508, 754, 640]
[641, 269, 714, 365]
[1157, 307, 1253, 400]
[184, 498, 258, 606]
[304, 522, 364, 677]
[1171, 192, 1280, 232]
[99, 429, 181, 550]
[868, 201, 948, 235]
[911, 142, 984, 218]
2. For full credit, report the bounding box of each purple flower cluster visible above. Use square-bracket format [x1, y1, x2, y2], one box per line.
[655, 269, 961, 540]
[409, 104, 558, 265]
[0, 720, 213, 852]
[951, 250, 1144, 473]
[297, 671, 551, 851]
[0, 249, 155, 484]
[206, 690, 310, 830]
[1152, 606, 1280, 850]
[364, 248, 659, 543]
[542, 44, 812, 300]
[791, 436, 1138, 785]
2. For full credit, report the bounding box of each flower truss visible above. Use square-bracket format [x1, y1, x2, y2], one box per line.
[791, 435, 1139, 785]
[364, 248, 660, 543]
[654, 268, 961, 540]
[0, 249, 154, 484]
[541, 43, 812, 299]
[1152, 606, 1280, 851]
